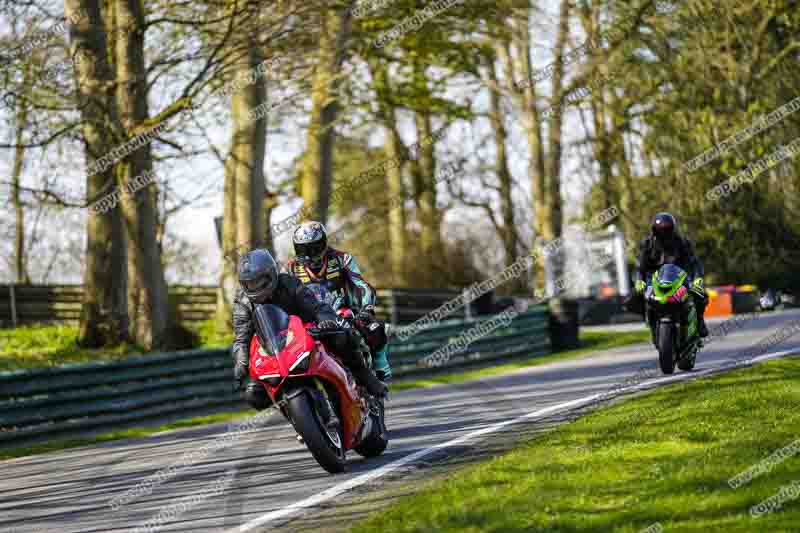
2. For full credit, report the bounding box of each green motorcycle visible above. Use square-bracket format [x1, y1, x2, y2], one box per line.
[644, 264, 702, 374]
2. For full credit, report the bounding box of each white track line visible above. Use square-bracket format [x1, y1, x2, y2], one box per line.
[227, 348, 798, 532]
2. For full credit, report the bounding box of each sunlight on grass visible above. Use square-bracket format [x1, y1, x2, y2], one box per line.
[354, 357, 800, 533]
[0, 323, 145, 371]
[191, 318, 235, 348]
[0, 320, 234, 372]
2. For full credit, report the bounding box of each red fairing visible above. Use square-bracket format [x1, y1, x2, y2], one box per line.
[304, 338, 365, 449]
[249, 335, 281, 386]
[248, 315, 368, 451]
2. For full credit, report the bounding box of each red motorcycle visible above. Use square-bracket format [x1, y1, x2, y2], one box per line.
[248, 303, 388, 473]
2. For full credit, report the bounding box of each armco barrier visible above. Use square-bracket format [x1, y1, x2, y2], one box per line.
[0, 306, 549, 447]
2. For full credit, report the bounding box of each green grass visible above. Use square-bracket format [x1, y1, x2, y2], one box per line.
[0, 323, 146, 372]
[191, 318, 235, 348]
[391, 329, 651, 391]
[0, 319, 232, 372]
[0, 328, 649, 461]
[353, 357, 800, 533]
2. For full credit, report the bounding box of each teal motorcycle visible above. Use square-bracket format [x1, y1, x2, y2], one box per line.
[644, 264, 702, 374]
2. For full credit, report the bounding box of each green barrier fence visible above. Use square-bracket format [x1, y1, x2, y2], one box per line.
[0, 306, 550, 447]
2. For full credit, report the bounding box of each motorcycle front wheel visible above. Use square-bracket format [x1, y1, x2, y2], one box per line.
[658, 322, 676, 375]
[287, 391, 346, 474]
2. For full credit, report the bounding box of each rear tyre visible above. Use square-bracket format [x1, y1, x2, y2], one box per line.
[355, 400, 388, 458]
[287, 391, 346, 474]
[658, 322, 676, 375]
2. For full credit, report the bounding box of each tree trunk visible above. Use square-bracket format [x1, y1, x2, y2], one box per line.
[216, 45, 269, 330]
[499, 21, 546, 291]
[369, 58, 407, 285]
[114, 0, 169, 350]
[234, 48, 267, 256]
[385, 124, 407, 286]
[301, 6, 353, 224]
[11, 89, 30, 284]
[614, 124, 637, 241]
[263, 191, 277, 251]
[590, 95, 614, 207]
[103, 0, 129, 339]
[68, 0, 125, 347]
[505, 17, 547, 242]
[414, 112, 441, 255]
[487, 56, 518, 269]
[582, 7, 618, 217]
[544, 0, 570, 246]
[216, 155, 239, 331]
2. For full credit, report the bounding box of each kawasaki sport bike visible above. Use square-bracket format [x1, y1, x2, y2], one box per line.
[644, 264, 703, 374]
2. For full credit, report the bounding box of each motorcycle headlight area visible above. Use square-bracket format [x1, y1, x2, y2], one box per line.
[288, 348, 315, 375]
[259, 374, 283, 387]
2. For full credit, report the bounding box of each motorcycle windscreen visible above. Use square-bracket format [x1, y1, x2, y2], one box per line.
[656, 264, 686, 289]
[252, 304, 290, 356]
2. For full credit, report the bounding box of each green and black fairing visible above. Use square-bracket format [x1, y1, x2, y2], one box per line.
[651, 264, 687, 303]
[646, 264, 698, 341]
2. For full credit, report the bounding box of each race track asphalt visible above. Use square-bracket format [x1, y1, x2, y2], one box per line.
[1, 309, 798, 533]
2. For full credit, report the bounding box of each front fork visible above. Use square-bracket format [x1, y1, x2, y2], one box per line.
[279, 379, 340, 431]
[313, 378, 340, 429]
[649, 303, 698, 349]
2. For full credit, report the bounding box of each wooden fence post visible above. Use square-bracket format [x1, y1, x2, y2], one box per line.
[9, 284, 18, 328]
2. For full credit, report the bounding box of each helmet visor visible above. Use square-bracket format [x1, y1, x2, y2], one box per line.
[652, 214, 676, 240]
[242, 277, 270, 293]
[653, 223, 675, 241]
[295, 240, 327, 261]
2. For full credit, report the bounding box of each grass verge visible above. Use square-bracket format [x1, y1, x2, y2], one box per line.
[0, 323, 148, 371]
[353, 356, 800, 533]
[0, 320, 232, 372]
[0, 329, 649, 461]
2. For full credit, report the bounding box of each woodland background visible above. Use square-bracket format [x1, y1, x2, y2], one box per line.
[0, 0, 798, 350]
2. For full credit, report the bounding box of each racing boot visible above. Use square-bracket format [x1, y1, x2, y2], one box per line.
[341, 330, 389, 397]
[352, 366, 388, 398]
[698, 316, 709, 338]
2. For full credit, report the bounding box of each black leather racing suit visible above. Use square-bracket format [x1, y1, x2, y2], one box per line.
[231, 273, 357, 409]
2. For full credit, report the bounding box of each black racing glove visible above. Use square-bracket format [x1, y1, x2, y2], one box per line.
[356, 305, 376, 324]
[233, 363, 248, 390]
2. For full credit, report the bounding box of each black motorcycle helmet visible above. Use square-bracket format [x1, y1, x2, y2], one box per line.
[651, 212, 678, 245]
[238, 249, 279, 304]
[292, 221, 328, 273]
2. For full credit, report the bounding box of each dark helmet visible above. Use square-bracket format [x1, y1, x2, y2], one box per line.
[651, 212, 678, 244]
[238, 249, 279, 304]
[293, 221, 328, 272]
